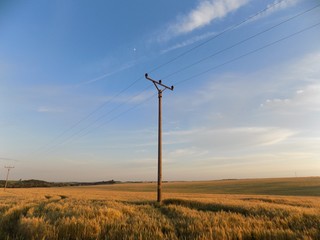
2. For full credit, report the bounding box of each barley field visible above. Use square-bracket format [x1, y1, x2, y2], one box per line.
[0, 177, 319, 239]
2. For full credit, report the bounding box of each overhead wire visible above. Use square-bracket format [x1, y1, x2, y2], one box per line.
[47, 20, 320, 153]
[174, 22, 320, 86]
[147, 0, 288, 73]
[28, 76, 144, 157]
[160, 3, 320, 81]
[27, 0, 303, 157]
[44, 93, 158, 155]
[40, 85, 154, 154]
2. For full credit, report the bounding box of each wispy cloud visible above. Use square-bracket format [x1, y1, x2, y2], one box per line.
[165, 127, 296, 151]
[80, 61, 136, 85]
[163, 51, 320, 169]
[261, 84, 320, 112]
[0, 157, 19, 162]
[252, 0, 301, 22]
[266, 0, 300, 13]
[161, 31, 216, 54]
[97, 89, 154, 105]
[37, 106, 64, 113]
[194, 150, 320, 174]
[258, 53, 320, 113]
[163, 0, 249, 40]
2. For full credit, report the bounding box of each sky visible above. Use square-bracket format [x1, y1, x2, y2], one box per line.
[1, 0, 320, 182]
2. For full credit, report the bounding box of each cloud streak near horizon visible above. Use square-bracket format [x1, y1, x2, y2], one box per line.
[0, 157, 19, 162]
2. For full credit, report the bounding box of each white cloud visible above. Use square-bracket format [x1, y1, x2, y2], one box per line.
[261, 84, 320, 112]
[261, 98, 290, 107]
[257, 52, 320, 113]
[164, 0, 249, 40]
[177, 51, 320, 117]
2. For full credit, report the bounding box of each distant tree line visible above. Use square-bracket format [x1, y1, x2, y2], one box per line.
[0, 179, 117, 188]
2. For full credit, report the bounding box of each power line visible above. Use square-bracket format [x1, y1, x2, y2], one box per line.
[75, 93, 157, 143]
[43, 93, 157, 155]
[38, 86, 154, 155]
[28, 76, 144, 157]
[161, 3, 320, 81]
[174, 21, 320, 86]
[148, 0, 288, 74]
[44, 18, 320, 180]
[65, 86, 152, 141]
[47, 21, 320, 151]
[27, 1, 290, 158]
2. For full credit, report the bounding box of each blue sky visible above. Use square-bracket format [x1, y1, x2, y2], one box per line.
[1, 0, 320, 181]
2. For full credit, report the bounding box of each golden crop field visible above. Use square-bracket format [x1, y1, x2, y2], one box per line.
[0, 178, 319, 240]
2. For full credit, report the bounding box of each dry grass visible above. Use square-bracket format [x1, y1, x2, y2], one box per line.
[0, 181, 319, 240]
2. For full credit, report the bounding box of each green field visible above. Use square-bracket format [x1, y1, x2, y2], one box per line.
[84, 177, 320, 196]
[0, 177, 319, 239]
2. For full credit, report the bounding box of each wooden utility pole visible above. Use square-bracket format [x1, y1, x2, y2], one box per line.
[4, 166, 14, 191]
[145, 73, 174, 203]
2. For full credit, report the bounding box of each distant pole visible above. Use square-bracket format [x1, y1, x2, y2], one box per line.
[4, 166, 14, 191]
[145, 73, 174, 203]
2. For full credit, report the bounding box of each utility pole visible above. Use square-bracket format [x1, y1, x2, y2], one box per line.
[4, 166, 14, 191]
[145, 73, 174, 203]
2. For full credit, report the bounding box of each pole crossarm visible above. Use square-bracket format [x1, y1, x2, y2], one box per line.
[145, 73, 174, 92]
